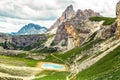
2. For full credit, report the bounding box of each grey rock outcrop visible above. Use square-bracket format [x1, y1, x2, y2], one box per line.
[95, 23, 116, 39]
[0, 33, 12, 43]
[12, 35, 46, 47]
[72, 9, 100, 22]
[0, 33, 46, 50]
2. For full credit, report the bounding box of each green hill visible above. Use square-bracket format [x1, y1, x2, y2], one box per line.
[76, 45, 120, 80]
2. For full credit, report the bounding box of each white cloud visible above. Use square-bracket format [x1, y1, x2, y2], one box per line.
[0, 0, 119, 33]
[0, 16, 54, 33]
[74, 0, 119, 17]
[0, 0, 60, 20]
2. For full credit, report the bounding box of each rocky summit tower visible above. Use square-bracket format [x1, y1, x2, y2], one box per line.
[116, 0, 120, 39]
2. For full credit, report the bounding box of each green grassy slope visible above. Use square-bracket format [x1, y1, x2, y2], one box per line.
[34, 71, 69, 80]
[0, 25, 119, 80]
[0, 55, 38, 67]
[0, 55, 40, 79]
[89, 17, 116, 25]
[76, 45, 120, 80]
[36, 38, 104, 80]
[42, 38, 104, 65]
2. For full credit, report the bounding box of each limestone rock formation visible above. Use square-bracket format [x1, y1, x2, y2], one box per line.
[65, 22, 80, 47]
[52, 23, 68, 45]
[95, 22, 116, 39]
[67, 36, 74, 50]
[60, 5, 75, 22]
[49, 5, 101, 51]
[48, 5, 75, 34]
[71, 9, 100, 22]
[116, 0, 120, 39]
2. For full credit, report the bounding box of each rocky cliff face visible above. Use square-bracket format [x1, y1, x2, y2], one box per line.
[12, 35, 46, 47]
[0, 33, 12, 43]
[0, 33, 46, 50]
[65, 21, 80, 48]
[95, 22, 116, 39]
[50, 5, 101, 50]
[116, 1, 120, 39]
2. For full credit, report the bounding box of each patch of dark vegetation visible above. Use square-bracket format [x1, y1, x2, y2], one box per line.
[32, 47, 58, 53]
[89, 17, 116, 25]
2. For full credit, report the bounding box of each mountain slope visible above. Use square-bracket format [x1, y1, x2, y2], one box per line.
[76, 41, 120, 80]
[17, 23, 47, 35]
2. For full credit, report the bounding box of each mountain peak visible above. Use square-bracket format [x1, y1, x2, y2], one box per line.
[48, 5, 75, 33]
[60, 4, 75, 21]
[25, 23, 44, 30]
[16, 23, 47, 35]
[76, 9, 83, 16]
[65, 4, 73, 11]
[73, 9, 100, 20]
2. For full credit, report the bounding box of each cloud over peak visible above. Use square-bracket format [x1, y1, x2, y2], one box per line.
[0, 0, 119, 33]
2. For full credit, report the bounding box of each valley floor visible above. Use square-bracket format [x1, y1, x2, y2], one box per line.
[0, 37, 120, 80]
[0, 55, 69, 80]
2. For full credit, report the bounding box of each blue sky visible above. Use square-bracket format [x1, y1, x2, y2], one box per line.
[0, 0, 119, 33]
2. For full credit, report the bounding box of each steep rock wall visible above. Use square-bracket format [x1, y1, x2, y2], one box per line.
[116, 0, 120, 39]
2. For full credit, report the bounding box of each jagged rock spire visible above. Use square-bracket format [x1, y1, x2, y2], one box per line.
[65, 5, 73, 12]
[49, 5, 75, 33]
[60, 4, 75, 21]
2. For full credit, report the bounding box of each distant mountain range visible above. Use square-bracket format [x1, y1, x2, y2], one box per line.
[11, 23, 48, 35]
